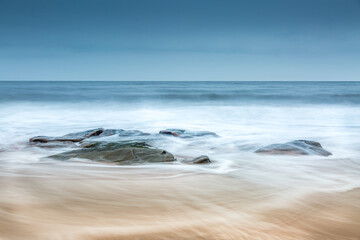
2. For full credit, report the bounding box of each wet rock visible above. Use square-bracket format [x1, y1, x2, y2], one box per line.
[118, 129, 150, 137]
[98, 129, 118, 137]
[183, 155, 211, 164]
[98, 129, 150, 137]
[48, 141, 175, 165]
[30, 128, 105, 143]
[80, 141, 151, 149]
[159, 129, 183, 136]
[30, 141, 78, 148]
[29, 128, 151, 148]
[159, 129, 218, 138]
[255, 140, 332, 156]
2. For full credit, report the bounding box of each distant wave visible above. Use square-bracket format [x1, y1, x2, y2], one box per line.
[1, 81, 360, 105]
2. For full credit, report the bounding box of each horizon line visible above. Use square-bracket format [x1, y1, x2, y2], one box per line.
[1, 80, 359, 82]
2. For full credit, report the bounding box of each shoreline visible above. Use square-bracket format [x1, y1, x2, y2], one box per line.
[1, 167, 359, 240]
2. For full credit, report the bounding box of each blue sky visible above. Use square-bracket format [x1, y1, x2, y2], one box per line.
[1, 0, 360, 81]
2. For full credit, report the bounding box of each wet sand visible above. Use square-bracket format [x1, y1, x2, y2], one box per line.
[1, 165, 359, 240]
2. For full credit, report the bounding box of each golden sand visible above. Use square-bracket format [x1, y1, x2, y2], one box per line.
[1, 168, 359, 240]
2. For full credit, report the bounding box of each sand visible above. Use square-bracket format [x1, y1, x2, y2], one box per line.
[1, 165, 359, 240]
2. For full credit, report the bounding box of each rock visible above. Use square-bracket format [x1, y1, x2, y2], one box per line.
[98, 129, 118, 137]
[159, 129, 183, 136]
[183, 155, 211, 164]
[80, 141, 151, 149]
[159, 129, 218, 138]
[30, 128, 105, 143]
[30, 141, 78, 148]
[255, 140, 332, 156]
[118, 129, 150, 137]
[29, 128, 151, 148]
[48, 141, 175, 165]
[99, 129, 150, 137]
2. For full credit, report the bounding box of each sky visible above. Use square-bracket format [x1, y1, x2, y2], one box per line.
[0, 0, 360, 81]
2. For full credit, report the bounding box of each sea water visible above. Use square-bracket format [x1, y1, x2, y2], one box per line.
[1, 81, 360, 239]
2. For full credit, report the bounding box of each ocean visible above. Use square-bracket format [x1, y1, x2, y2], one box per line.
[1, 81, 360, 239]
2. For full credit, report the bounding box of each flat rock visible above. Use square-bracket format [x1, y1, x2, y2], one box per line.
[30, 128, 105, 144]
[79, 141, 151, 149]
[48, 141, 175, 165]
[159, 129, 218, 138]
[255, 140, 332, 156]
[29, 128, 151, 148]
[29, 141, 78, 148]
[117, 129, 150, 137]
[183, 155, 211, 164]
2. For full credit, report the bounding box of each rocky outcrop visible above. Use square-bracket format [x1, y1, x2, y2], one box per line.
[48, 141, 175, 165]
[159, 129, 218, 138]
[29, 128, 218, 165]
[30, 128, 105, 143]
[183, 155, 211, 164]
[29, 128, 151, 148]
[117, 130, 150, 137]
[255, 140, 332, 156]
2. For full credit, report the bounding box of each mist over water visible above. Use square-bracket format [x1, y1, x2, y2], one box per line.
[1, 81, 360, 239]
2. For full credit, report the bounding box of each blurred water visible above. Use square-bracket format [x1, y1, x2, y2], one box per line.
[1, 81, 360, 239]
[0, 81, 359, 190]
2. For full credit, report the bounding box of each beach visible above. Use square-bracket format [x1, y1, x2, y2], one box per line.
[1, 167, 359, 240]
[1, 81, 360, 239]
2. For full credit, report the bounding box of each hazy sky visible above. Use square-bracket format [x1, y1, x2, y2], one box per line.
[1, 0, 360, 81]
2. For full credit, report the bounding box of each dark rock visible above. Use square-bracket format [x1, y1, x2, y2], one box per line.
[159, 129, 218, 138]
[29, 128, 151, 148]
[80, 141, 151, 149]
[99, 129, 150, 137]
[183, 155, 211, 164]
[30, 128, 105, 143]
[118, 129, 150, 137]
[83, 128, 104, 138]
[29, 141, 78, 148]
[48, 141, 175, 165]
[159, 129, 183, 136]
[255, 140, 332, 156]
[98, 129, 118, 137]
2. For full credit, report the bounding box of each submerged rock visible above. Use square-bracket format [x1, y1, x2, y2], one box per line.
[183, 155, 211, 164]
[159, 129, 218, 138]
[48, 141, 175, 165]
[255, 140, 332, 156]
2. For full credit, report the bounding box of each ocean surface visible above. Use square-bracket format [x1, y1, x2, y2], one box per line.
[1, 81, 360, 240]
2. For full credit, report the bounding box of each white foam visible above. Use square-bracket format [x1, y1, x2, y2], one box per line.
[1, 102, 360, 191]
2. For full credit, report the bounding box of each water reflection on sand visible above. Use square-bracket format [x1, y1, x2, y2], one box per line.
[1, 162, 359, 240]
